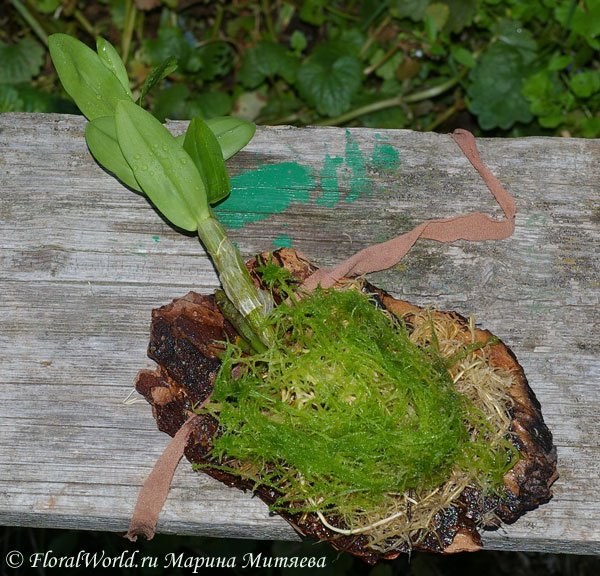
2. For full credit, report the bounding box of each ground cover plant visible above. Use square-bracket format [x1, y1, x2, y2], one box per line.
[1, 0, 599, 137]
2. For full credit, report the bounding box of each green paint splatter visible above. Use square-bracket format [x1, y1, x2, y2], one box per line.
[273, 234, 293, 248]
[211, 136, 400, 231]
[372, 137, 400, 172]
[345, 130, 370, 203]
[216, 162, 315, 229]
[152, 235, 160, 243]
[343, 132, 400, 202]
[317, 154, 343, 207]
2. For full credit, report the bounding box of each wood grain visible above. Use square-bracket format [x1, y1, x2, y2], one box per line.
[0, 113, 599, 554]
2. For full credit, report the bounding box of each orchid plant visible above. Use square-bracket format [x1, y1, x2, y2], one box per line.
[49, 33, 274, 346]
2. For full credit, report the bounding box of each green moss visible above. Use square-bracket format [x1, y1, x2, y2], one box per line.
[201, 287, 515, 520]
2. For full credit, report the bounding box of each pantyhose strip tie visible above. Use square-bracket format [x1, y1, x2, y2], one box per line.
[125, 128, 516, 541]
[125, 415, 201, 541]
[301, 129, 515, 290]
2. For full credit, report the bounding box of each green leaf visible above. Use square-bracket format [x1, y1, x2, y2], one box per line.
[425, 14, 438, 43]
[522, 69, 573, 130]
[0, 38, 45, 84]
[204, 116, 256, 161]
[153, 84, 190, 121]
[359, 105, 408, 129]
[115, 100, 209, 231]
[49, 34, 133, 120]
[0, 82, 75, 113]
[196, 42, 233, 81]
[425, 3, 450, 35]
[296, 45, 363, 117]
[96, 37, 132, 97]
[0, 84, 22, 112]
[580, 116, 600, 138]
[238, 41, 299, 88]
[255, 90, 302, 122]
[336, 29, 368, 58]
[375, 52, 404, 81]
[451, 46, 476, 68]
[155, 86, 233, 122]
[555, 0, 600, 39]
[184, 91, 233, 119]
[522, 69, 555, 101]
[441, 0, 477, 33]
[184, 118, 231, 205]
[138, 56, 178, 105]
[85, 114, 253, 194]
[142, 26, 197, 73]
[537, 107, 564, 128]
[570, 70, 600, 98]
[497, 19, 537, 65]
[548, 53, 571, 71]
[512, 0, 551, 23]
[299, 0, 326, 25]
[391, 0, 431, 21]
[467, 42, 533, 130]
[34, 0, 61, 13]
[85, 116, 142, 192]
[290, 30, 307, 53]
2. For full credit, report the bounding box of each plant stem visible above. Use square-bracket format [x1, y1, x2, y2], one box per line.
[197, 212, 275, 346]
[10, 0, 48, 46]
[211, 4, 224, 38]
[324, 4, 360, 22]
[364, 43, 401, 76]
[314, 75, 462, 126]
[424, 97, 465, 132]
[121, 0, 137, 65]
[214, 290, 268, 354]
[359, 15, 392, 58]
[261, 0, 276, 41]
[73, 9, 96, 38]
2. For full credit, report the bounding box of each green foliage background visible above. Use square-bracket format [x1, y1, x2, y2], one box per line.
[1, 1, 600, 572]
[1, 0, 599, 136]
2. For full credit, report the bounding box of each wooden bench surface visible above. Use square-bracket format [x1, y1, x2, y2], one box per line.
[1, 112, 599, 554]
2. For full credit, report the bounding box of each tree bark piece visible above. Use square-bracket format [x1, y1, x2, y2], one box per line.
[134, 248, 557, 561]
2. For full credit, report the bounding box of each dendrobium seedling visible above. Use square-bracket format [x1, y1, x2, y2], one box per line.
[49, 33, 274, 346]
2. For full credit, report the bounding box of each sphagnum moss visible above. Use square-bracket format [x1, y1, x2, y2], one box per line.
[198, 283, 517, 550]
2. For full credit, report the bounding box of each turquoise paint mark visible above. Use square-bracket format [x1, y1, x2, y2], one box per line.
[273, 234, 293, 248]
[371, 137, 400, 172]
[152, 235, 160, 243]
[210, 135, 400, 232]
[216, 162, 315, 229]
[344, 130, 369, 203]
[342, 132, 400, 202]
[317, 154, 343, 207]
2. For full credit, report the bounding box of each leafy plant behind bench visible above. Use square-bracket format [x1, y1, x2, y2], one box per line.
[1, 1, 599, 135]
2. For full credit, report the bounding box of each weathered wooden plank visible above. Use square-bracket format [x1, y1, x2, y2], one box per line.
[0, 112, 599, 554]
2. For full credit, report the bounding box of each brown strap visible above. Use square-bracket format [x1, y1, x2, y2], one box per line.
[125, 414, 199, 541]
[301, 129, 516, 291]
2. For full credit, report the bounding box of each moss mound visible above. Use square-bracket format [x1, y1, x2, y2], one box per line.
[200, 286, 516, 530]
